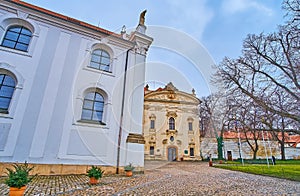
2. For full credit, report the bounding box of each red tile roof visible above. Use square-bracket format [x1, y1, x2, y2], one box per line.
[223, 131, 300, 147]
[8, 0, 120, 37]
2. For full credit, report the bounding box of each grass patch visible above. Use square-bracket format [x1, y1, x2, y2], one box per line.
[215, 160, 300, 182]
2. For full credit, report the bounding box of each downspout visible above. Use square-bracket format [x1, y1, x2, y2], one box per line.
[116, 45, 134, 174]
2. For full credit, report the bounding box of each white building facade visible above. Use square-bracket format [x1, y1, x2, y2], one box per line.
[0, 0, 152, 174]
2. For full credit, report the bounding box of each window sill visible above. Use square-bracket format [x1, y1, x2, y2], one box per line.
[0, 46, 32, 57]
[0, 109, 9, 114]
[73, 120, 109, 129]
[0, 112, 13, 119]
[77, 119, 106, 125]
[83, 67, 115, 77]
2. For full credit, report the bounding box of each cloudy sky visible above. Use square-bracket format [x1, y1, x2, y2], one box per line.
[23, 0, 286, 97]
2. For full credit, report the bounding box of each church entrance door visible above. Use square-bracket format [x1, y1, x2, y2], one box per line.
[168, 147, 177, 161]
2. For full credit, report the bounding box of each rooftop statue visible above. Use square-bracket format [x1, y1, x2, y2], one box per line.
[139, 10, 147, 25]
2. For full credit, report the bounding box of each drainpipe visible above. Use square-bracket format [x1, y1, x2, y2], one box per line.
[116, 46, 134, 174]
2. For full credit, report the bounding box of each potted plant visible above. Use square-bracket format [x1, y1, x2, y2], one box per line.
[124, 163, 135, 177]
[87, 166, 104, 185]
[5, 162, 36, 196]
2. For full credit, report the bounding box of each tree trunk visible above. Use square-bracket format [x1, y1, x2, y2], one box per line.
[280, 130, 286, 160]
[252, 140, 259, 160]
[253, 148, 258, 160]
[281, 142, 286, 160]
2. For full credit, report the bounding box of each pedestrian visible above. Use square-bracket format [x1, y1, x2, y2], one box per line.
[272, 156, 276, 165]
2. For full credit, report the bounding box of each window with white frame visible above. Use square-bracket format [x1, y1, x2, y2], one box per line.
[89, 49, 110, 72]
[81, 92, 104, 123]
[1, 26, 32, 52]
[0, 73, 16, 113]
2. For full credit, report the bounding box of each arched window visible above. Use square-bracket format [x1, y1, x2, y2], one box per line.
[89, 49, 110, 72]
[1, 26, 32, 51]
[169, 117, 175, 130]
[149, 114, 156, 129]
[150, 119, 155, 129]
[81, 92, 104, 122]
[188, 122, 193, 131]
[0, 73, 16, 113]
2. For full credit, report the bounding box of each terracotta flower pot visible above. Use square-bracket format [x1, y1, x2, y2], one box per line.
[9, 186, 26, 196]
[125, 170, 133, 177]
[89, 177, 99, 185]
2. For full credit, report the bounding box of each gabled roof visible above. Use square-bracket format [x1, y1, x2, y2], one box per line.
[6, 0, 120, 37]
[145, 82, 191, 95]
[144, 82, 201, 105]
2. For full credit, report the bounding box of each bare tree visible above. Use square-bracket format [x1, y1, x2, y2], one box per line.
[239, 104, 262, 160]
[215, 0, 300, 134]
[200, 92, 231, 159]
[226, 89, 263, 160]
[283, 0, 300, 26]
[262, 90, 299, 160]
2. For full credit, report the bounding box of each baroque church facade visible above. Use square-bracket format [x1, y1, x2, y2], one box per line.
[143, 83, 202, 161]
[0, 0, 152, 174]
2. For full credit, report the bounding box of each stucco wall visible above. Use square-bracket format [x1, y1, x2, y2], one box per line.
[0, 1, 152, 172]
[201, 137, 300, 160]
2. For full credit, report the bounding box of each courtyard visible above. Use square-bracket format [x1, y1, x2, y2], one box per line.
[1, 161, 299, 195]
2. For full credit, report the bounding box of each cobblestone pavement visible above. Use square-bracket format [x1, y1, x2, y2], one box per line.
[1, 161, 300, 195]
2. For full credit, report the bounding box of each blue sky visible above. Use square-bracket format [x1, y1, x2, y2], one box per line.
[23, 0, 285, 97]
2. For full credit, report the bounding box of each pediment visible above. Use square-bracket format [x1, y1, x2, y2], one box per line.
[145, 91, 200, 104]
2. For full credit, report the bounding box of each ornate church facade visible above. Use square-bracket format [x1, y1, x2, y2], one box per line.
[143, 83, 201, 161]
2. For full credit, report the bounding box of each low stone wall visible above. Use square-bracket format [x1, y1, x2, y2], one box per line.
[0, 162, 144, 176]
[201, 137, 300, 160]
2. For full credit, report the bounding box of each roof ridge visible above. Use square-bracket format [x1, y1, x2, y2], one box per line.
[8, 0, 120, 37]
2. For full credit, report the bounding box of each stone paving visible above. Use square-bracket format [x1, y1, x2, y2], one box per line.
[0, 161, 300, 195]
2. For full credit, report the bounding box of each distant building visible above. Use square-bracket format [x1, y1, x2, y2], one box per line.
[0, 0, 152, 174]
[201, 131, 300, 160]
[143, 83, 201, 161]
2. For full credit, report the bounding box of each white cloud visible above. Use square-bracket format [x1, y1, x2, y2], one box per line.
[165, 0, 214, 39]
[222, 0, 273, 16]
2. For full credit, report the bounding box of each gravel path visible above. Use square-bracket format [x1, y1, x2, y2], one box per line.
[1, 161, 299, 195]
[71, 161, 300, 196]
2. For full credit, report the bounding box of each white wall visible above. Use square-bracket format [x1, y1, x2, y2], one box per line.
[0, 1, 152, 168]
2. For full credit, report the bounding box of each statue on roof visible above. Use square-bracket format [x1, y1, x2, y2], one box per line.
[165, 82, 178, 91]
[139, 10, 147, 25]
